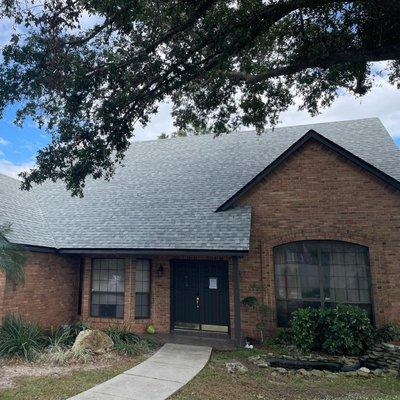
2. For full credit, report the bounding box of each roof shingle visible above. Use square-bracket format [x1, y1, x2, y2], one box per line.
[1, 117, 399, 252]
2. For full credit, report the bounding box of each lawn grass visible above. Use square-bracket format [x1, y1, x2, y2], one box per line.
[1, 348, 400, 400]
[0, 358, 139, 400]
[172, 349, 400, 400]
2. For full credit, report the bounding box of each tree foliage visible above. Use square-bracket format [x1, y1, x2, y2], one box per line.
[0, 224, 26, 284]
[1, 0, 399, 195]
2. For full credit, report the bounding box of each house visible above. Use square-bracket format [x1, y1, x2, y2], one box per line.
[0, 118, 399, 345]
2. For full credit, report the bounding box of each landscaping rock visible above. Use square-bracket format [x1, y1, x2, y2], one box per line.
[386, 369, 398, 376]
[361, 343, 400, 371]
[357, 367, 371, 377]
[275, 367, 287, 374]
[226, 361, 248, 374]
[256, 361, 270, 368]
[248, 355, 261, 363]
[372, 369, 384, 376]
[310, 369, 325, 377]
[297, 368, 310, 377]
[72, 329, 113, 354]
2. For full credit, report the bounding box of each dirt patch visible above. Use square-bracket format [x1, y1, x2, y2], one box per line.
[0, 353, 134, 390]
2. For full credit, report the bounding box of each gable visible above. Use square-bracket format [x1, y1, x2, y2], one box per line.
[216, 130, 400, 211]
[234, 139, 400, 248]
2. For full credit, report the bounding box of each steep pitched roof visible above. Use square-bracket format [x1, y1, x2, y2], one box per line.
[0, 173, 56, 248]
[1, 118, 399, 252]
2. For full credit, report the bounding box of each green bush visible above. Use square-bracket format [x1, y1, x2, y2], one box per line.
[321, 304, 374, 355]
[0, 314, 46, 360]
[273, 328, 293, 346]
[374, 324, 400, 344]
[289, 305, 374, 356]
[103, 325, 157, 355]
[47, 321, 89, 347]
[290, 308, 320, 352]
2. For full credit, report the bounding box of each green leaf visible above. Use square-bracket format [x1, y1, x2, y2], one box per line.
[0, 223, 26, 285]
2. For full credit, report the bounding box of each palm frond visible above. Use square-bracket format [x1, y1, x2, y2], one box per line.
[0, 223, 26, 284]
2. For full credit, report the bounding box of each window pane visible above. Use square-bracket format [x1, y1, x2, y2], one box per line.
[91, 259, 125, 318]
[135, 293, 150, 318]
[274, 241, 372, 326]
[134, 260, 151, 319]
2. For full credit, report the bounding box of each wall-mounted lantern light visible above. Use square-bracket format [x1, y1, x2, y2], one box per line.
[157, 264, 164, 278]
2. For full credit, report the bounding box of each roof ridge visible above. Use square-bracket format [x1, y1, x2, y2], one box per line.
[0, 171, 21, 182]
[131, 117, 381, 145]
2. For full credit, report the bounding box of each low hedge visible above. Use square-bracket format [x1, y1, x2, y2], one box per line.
[289, 304, 375, 356]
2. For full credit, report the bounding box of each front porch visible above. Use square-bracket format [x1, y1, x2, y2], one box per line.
[78, 254, 242, 346]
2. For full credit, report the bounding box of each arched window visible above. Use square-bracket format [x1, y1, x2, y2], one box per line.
[274, 241, 372, 326]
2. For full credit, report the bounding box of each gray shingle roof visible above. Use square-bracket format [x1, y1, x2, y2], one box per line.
[1, 118, 399, 252]
[0, 173, 56, 247]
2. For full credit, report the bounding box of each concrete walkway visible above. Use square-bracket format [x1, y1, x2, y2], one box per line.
[69, 343, 212, 400]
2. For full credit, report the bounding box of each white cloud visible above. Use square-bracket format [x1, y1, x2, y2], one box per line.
[0, 136, 9, 145]
[132, 78, 400, 141]
[0, 159, 33, 179]
[278, 78, 400, 138]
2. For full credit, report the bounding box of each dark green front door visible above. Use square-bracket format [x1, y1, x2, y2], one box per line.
[171, 260, 229, 332]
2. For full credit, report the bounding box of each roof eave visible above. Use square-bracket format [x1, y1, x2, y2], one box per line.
[20, 244, 249, 256]
[57, 248, 249, 256]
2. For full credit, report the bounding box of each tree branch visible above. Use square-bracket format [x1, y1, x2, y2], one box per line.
[224, 45, 400, 83]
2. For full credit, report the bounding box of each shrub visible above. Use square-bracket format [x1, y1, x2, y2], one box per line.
[289, 305, 374, 356]
[103, 325, 157, 355]
[374, 324, 400, 344]
[321, 304, 374, 355]
[290, 307, 324, 352]
[47, 321, 89, 347]
[241, 296, 272, 342]
[39, 345, 93, 365]
[0, 314, 46, 360]
[274, 328, 293, 346]
[113, 340, 152, 356]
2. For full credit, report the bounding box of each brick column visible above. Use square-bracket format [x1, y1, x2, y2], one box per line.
[81, 256, 92, 320]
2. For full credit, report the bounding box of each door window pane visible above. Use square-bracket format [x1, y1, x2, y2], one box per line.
[91, 259, 125, 319]
[135, 259, 151, 319]
[274, 241, 372, 326]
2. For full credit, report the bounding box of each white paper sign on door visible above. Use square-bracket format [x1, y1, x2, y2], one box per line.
[209, 277, 218, 289]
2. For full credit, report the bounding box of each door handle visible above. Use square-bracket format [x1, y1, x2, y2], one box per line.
[196, 296, 200, 309]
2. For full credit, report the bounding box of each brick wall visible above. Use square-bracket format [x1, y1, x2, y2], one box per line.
[81, 255, 235, 336]
[81, 256, 172, 333]
[237, 139, 400, 339]
[0, 252, 79, 328]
